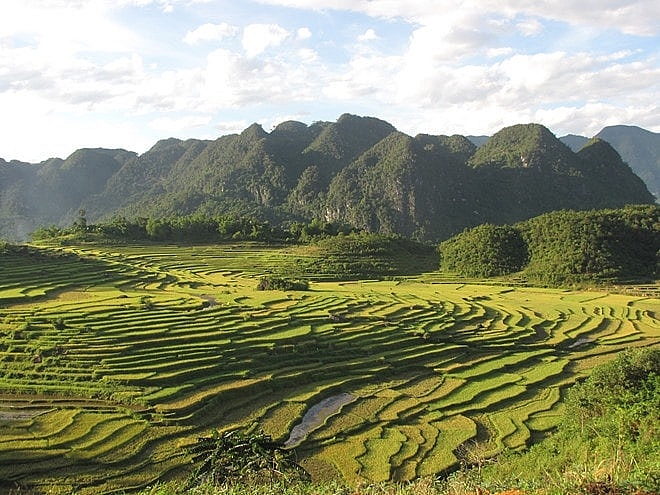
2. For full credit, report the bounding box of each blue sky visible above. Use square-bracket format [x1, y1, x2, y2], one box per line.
[1, 0, 659, 162]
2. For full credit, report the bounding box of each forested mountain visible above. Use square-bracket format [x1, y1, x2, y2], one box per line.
[466, 135, 489, 147]
[595, 125, 660, 201]
[0, 115, 656, 242]
[559, 125, 660, 201]
[0, 149, 135, 240]
[559, 134, 589, 152]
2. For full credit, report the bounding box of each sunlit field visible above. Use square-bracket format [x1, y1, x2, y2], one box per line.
[1, 243, 658, 494]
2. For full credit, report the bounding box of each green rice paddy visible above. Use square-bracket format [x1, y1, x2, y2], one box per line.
[0, 243, 658, 494]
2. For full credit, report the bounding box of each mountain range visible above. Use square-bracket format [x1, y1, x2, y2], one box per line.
[559, 125, 660, 201]
[0, 114, 656, 242]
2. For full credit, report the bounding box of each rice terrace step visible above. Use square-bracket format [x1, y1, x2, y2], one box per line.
[0, 243, 658, 494]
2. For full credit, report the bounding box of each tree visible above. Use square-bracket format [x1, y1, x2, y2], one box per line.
[145, 218, 171, 240]
[76, 209, 87, 231]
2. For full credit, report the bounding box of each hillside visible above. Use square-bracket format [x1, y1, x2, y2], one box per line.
[0, 115, 655, 242]
[0, 149, 135, 240]
[560, 125, 660, 201]
[596, 125, 660, 200]
[439, 204, 660, 285]
[559, 133, 589, 151]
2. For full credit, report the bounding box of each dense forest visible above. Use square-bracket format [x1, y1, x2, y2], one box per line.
[1, 115, 656, 242]
[439, 204, 659, 285]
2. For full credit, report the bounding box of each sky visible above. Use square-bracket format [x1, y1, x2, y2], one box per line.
[1, 0, 659, 163]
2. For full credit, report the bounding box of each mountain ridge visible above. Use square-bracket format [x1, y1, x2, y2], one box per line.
[0, 114, 656, 242]
[558, 125, 660, 200]
[595, 125, 660, 200]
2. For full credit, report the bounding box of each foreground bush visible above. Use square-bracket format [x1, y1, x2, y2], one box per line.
[185, 430, 309, 490]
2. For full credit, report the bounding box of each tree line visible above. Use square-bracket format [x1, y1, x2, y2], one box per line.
[30, 214, 357, 245]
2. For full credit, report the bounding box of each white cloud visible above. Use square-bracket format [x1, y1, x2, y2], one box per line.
[256, 0, 660, 36]
[100, 54, 145, 81]
[192, 44, 324, 108]
[534, 102, 660, 137]
[516, 18, 543, 36]
[1, 0, 659, 161]
[487, 47, 514, 58]
[521, 0, 660, 37]
[494, 52, 571, 96]
[0, 1, 140, 54]
[242, 24, 290, 58]
[200, 49, 243, 106]
[297, 48, 319, 62]
[357, 28, 378, 41]
[317, 34, 659, 138]
[0, 89, 155, 161]
[403, 18, 496, 64]
[149, 114, 212, 133]
[214, 119, 252, 135]
[324, 53, 400, 100]
[184, 23, 239, 45]
[297, 27, 312, 40]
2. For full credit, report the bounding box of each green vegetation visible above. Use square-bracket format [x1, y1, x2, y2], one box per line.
[257, 276, 310, 291]
[521, 205, 659, 285]
[1, 116, 655, 243]
[469, 347, 660, 494]
[32, 217, 438, 281]
[304, 232, 437, 279]
[31, 214, 358, 245]
[32, 213, 296, 244]
[186, 429, 309, 489]
[0, 235, 657, 494]
[437, 224, 527, 278]
[439, 204, 660, 286]
[138, 349, 660, 495]
[1, 113, 658, 495]
[596, 125, 660, 200]
[468, 123, 576, 171]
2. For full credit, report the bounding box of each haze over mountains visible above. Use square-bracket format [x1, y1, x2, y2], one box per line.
[0, 114, 657, 242]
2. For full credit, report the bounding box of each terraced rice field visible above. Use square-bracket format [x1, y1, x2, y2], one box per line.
[0, 243, 658, 494]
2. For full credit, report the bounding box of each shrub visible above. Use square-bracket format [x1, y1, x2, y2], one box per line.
[186, 429, 309, 489]
[52, 317, 67, 330]
[257, 276, 309, 291]
[564, 347, 660, 439]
